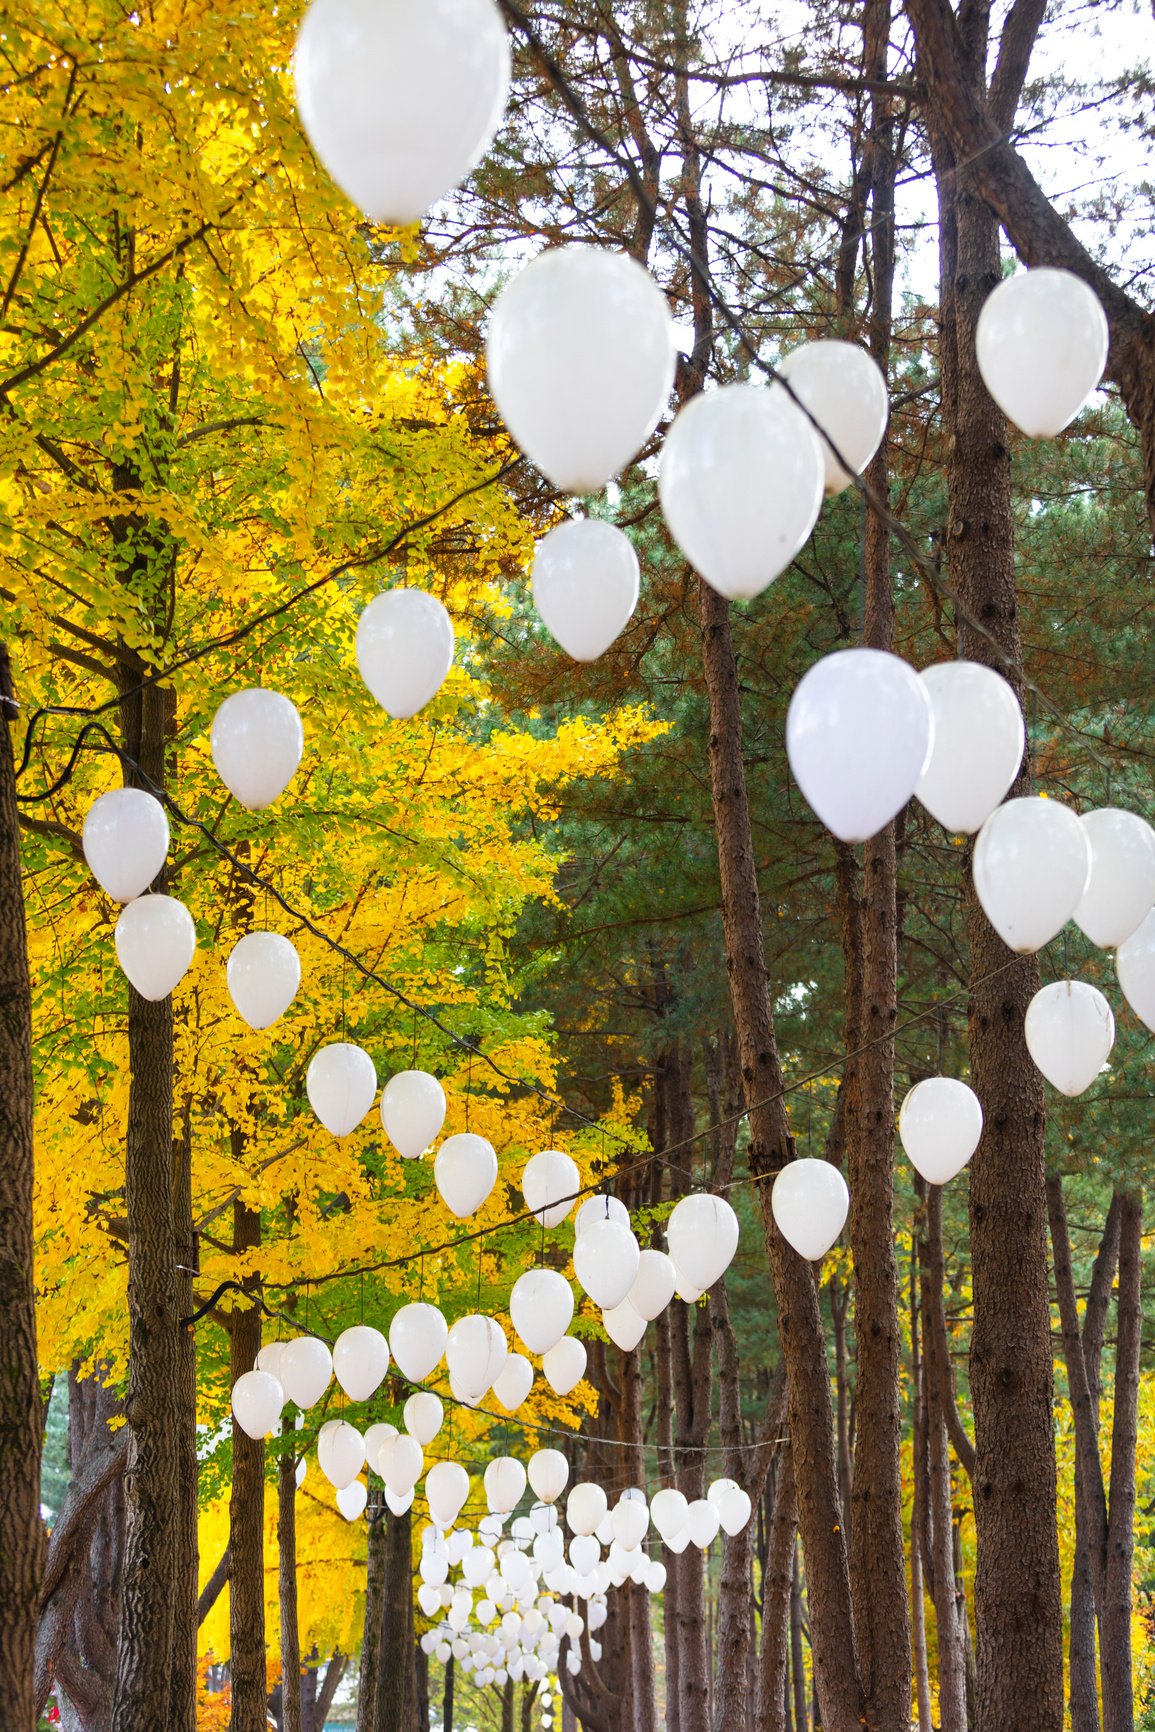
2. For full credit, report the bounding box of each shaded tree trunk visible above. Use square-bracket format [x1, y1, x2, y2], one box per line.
[373, 1511, 414, 1732]
[280, 1422, 302, 1732]
[758, 1450, 798, 1732]
[1101, 1193, 1142, 1732]
[229, 1201, 266, 1732]
[919, 1191, 967, 1732]
[170, 1107, 199, 1732]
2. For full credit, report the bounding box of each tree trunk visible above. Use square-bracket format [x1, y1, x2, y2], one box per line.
[0, 645, 45, 1732]
[229, 1202, 266, 1732]
[279, 1423, 302, 1732]
[758, 1450, 798, 1732]
[373, 1512, 414, 1732]
[442, 1656, 454, 1732]
[620, 1348, 657, 1732]
[920, 1192, 968, 1732]
[1101, 1193, 1142, 1732]
[789, 1545, 808, 1732]
[170, 1108, 199, 1732]
[358, 1492, 388, 1732]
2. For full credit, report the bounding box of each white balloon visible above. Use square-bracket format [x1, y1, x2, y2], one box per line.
[380, 1433, 425, 1495]
[666, 1193, 739, 1292]
[426, 1460, 471, 1529]
[774, 340, 888, 493]
[611, 1499, 649, 1552]
[915, 662, 1025, 835]
[294, 0, 510, 225]
[446, 1314, 508, 1401]
[1073, 809, 1155, 948]
[574, 1195, 630, 1237]
[521, 1149, 582, 1229]
[491, 1353, 534, 1413]
[404, 1391, 444, 1446]
[485, 1457, 527, 1515]
[972, 797, 1091, 954]
[786, 648, 934, 843]
[386, 1486, 415, 1517]
[306, 1041, 377, 1137]
[510, 1270, 575, 1357]
[686, 1499, 721, 1549]
[487, 247, 675, 495]
[435, 1133, 498, 1218]
[418, 1583, 444, 1618]
[573, 1219, 640, 1311]
[280, 1338, 333, 1409]
[114, 895, 196, 1000]
[226, 932, 301, 1030]
[674, 1273, 704, 1304]
[566, 1483, 608, 1538]
[716, 1486, 752, 1537]
[463, 1545, 495, 1588]
[570, 1535, 600, 1577]
[363, 1421, 398, 1468]
[356, 589, 455, 720]
[645, 1560, 667, 1594]
[529, 1449, 570, 1504]
[82, 788, 169, 903]
[332, 1325, 390, 1403]
[649, 1488, 688, 1542]
[1024, 981, 1115, 1097]
[898, 1078, 983, 1187]
[602, 1298, 646, 1352]
[627, 1248, 677, 1322]
[659, 384, 824, 600]
[381, 1069, 446, 1159]
[389, 1303, 448, 1382]
[976, 268, 1108, 438]
[318, 1420, 364, 1490]
[337, 1479, 368, 1522]
[1116, 907, 1155, 1032]
[542, 1336, 587, 1397]
[707, 1477, 740, 1508]
[771, 1160, 849, 1262]
[255, 1342, 286, 1382]
[231, 1370, 284, 1440]
[532, 521, 640, 662]
[210, 688, 304, 810]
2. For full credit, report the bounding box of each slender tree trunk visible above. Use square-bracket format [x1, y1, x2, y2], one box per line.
[0, 646, 44, 1732]
[442, 1656, 454, 1732]
[1101, 1193, 1142, 1732]
[170, 1107, 198, 1732]
[229, 1202, 266, 1732]
[920, 1191, 968, 1732]
[758, 1451, 797, 1732]
[373, 1512, 414, 1732]
[279, 1422, 302, 1732]
[358, 1493, 388, 1732]
[789, 1545, 808, 1732]
[656, 1283, 681, 1732]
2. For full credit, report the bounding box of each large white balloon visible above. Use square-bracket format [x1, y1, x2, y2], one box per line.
[649, 1488, 689, 1543]
[426, 1460, 471, 1529]
[380, 1433, 425, 1495]
[332, 1325, 390, 1403]
[485, 1457, 527, 1515]
[82, 788, 169, 903]
[446, 1314, 508, 1401]
[381, 1069, 447, 1160]
[337, 1479, 368, 1522]
[658, 385, 824, 600]
[602, 1298, 646, 1352]
[570, 1535, 600, 1577]
[627, 1249, 677, 1322]
[529, 1450, 570, 1504]
[542, 1336, 587, 1397]
[774, 340, 888, 493]
[294, 0, 510, 226]
[510, 1269, 575, 1357]
[972, 798, 1091, 954]
[1024, 981, 1115, 1096]
[255, 1342, 286, 1382]
[566, 1484, 608, 1537]
[318, 1420, 365, 1490]
[231, 1370, 284, 1440]
[715, 1485, 753, 1537]
[532, 520, 640, 662]
[1117, 907, 1155, 1032]
[915, 662, 1025, 835]
[975, 268, 1108, 438]
[115, 896, 196, 1000]
[573, 1219, 640, 1311]
[574, 1195, 630, 1237]
[611, 1498, 650, 1552]
[899, 1078, 983, 1186]
[487, 248, 675, 495]
[666, 1193, 739, 1292]
[306, 1042, 377, 1137]
[435, 1133, 499, 1218]
[521, 1149, 582, 1229]
[210, 688, 304, 810]
[491, 1353, 534, 1413]
[786, 648, 934, 843]
[279, 1337, 333, 1409]
[226, 932, 301, 1031]
[771, 1160, 849, 1261]
[1073, 808, 1155, 948]
[686, 1499, 721, 1549]
[356, 589, 455, 720]
[389, 1303, 448, 1382]
[404, 1392, 444, 1446]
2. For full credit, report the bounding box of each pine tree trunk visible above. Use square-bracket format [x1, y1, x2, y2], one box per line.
[229, 1202, 266, 1732]
[373, 1511, 414, 1732]
[789, 1546, 808, 1732]
[919, 1190, 968, 1732]
[442, 1657, 454, 1732]
[279, 1423, 302, 1732]
[170, 1107, 199, 1732]
[758, 1451, 797, 1732]
[620, 1348, 657, 1732]
[0, 646, 45, 1732]
[358, 1491, 387, 1731]
[1100, 1193, 1142, 1732]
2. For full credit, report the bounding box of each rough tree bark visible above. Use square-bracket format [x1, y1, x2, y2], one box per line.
[171, 1105, 198, 1732]
[228, 1200, 266, 1732]
[1102, 1193, 1143, 1732]
[280, 1419, 303, 1732]
[758, 1449, 798, 1732]
[372, 1510, 415, 1732]
[918, 1190, 968, 1732]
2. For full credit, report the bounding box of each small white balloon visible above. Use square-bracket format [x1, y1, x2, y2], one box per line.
[645, 1560, 667, 1594]
[972, 797, 1091, 954]
[318, 1420, 365, 1490]
[363, 1421, 397, 1468]
[404, 1392, 444, 1446]
[210, 688, 304, 810]
[898, 1078, 983, 1187]
[774, 340, 888, 493]
[542, 1335, 587, 1397]
[279, 1337, 333, 1409]
[487, 247, 675, 495]
[521, 1149, 582, 1229]
[786, 648, 934, 843]
[294, 0, 510, 226]
[1116, 907, 1155, 1033]
[915, 662, 1025, 835]
[611, 1499, 650, 1551]
[255, 1342, 287, 1382]
[491, 1353, 534, 1413]
[716, 1486, 752, 1537]
[1024, 980, 1115, 1097]
[566, 1483, 608, 1538]
[570, 1534, 600, 1577]
[356, 589, 455, 720]
[226, 932, 301, 1030]
[573, 1219, 640, 1311]
[649, 1488, 688, 1543]
[82, 788, 169, 903]
[418, 1583, 444, 1618]
[510, 1269, 575, 1357]
[380, 1433, 425, 1495]
[337, 1479, 368, 1522]
[332, 1325, 390, 1403]
[602, 1298, 646, 1353]
[306, 1042, 378, 1138]
[446, 1314, 508, 1402]
[529, 1450, 570, 1505]
[686, 1499, 721, 1550]
[771, 1160, 849, 1262]
[666, 1194, 739, 1293]
[532, 520, 640, 661]
[485, 1457, 527, 1515]
[381, 1069, 446, 1159]
[115, 895, 196, 1000]
[435, 1132, 499, 1218]
[426, 1460, 471, 1530]
[231, 1370, 284, 1440]
[976, 268, 1108, 438]
[389, 1303, 448, 1383]
[659, 384, 824, 600]
[1073, 809, 1155, 949]
[574, 1195, 630, 1237]
[627, 1248, 677, 1322]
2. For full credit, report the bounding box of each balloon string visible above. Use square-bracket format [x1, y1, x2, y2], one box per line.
[412, 1004, 419, 1070]
[476, 1239, 483, 1312]
[419, 1252, 425, 1304]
